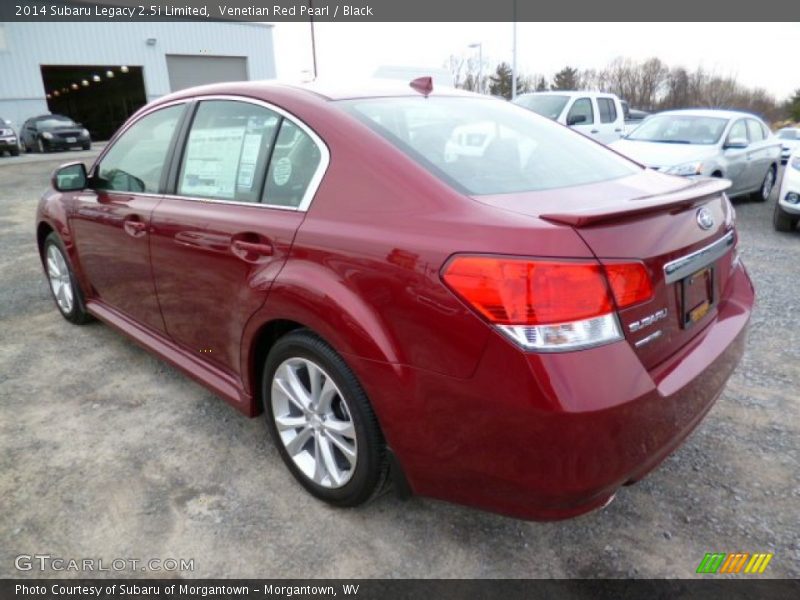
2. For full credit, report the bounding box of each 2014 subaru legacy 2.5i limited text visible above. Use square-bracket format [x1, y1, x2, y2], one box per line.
[36, 79, 755, 520]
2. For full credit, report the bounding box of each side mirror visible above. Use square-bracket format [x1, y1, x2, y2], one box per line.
[52, 162, 87, 192]
[567, 114, 587, 126]
[724, 138, 748, 150]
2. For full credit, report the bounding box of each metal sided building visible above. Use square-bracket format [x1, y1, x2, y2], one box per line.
[0, 22, 276, 139]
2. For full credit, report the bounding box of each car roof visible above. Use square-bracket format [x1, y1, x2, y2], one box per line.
[517, 91, 617, 98]
[654, 108, 761, 121]
[155, 78, 483, 107]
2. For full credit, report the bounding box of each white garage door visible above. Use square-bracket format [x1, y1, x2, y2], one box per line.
[166, 55, 248, 92]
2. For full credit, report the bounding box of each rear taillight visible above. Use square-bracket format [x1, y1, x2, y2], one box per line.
[603, 262, 653, 308]
[442, 255, 651, 352]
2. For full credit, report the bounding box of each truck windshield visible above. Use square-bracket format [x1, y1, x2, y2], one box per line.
[512, 95, 569, 120]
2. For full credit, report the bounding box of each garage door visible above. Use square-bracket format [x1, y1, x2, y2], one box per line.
[166, 55, 248, 92]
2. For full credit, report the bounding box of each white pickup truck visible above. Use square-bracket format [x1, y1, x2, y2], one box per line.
[513, 91, 626, 144]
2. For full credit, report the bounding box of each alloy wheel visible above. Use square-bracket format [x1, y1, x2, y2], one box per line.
[46, 244, 74, 314]
[270, 357, 358, 489]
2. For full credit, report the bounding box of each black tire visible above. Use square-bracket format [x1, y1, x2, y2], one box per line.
[773, 203, 799, 232]
[82, 143, 91, 151]
[43, 232, 93, 324]
[753, 165, 776, 202]
[10, 146, 19, 156]
[262, 329, 388, 507]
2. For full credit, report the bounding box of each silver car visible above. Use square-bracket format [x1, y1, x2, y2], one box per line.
[610, 109, 782, 201]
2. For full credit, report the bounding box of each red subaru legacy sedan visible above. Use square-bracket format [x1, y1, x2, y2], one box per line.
[36, 80, 754, 520]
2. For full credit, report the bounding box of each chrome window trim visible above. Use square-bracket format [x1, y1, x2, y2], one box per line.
[175, 94, 330, 212]
[92, 94, 330, 213]
[663, 230, 735, 284]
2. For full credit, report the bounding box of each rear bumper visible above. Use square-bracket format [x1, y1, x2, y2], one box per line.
[351, 261, 754, 520]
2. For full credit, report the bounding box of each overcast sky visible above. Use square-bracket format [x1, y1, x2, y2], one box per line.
[271, 22, 799, 101]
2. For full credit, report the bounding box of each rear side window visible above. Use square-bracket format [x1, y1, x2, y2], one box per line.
[746, 119, 765, 142]
[339, 96, 640, 195]
[262, 120, 322, 208]
[97, 104, 184, 193]
[178, 100, 280, 203]
[597, 98, 617, 124]
[567, 98, 594, 125]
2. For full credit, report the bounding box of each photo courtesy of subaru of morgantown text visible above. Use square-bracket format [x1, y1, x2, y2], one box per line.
[37, 79, 755, 519]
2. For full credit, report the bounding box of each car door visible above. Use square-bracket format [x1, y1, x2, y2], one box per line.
[565, 97, 597, 140]
[149, 98, 327, 377]
[595, 97, 624, 144]
[745, 119, 772, 188]
[721, 119, 751, 195]
[69, 103, 187, 332]
[21, 119, 34, 149]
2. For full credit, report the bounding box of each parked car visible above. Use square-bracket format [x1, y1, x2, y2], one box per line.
[776, 127, 800, 164]
[20, 114, 91, 153]
[513, 90, 626, 144]
[620, 100, 650, 133]
[37, 80, 754, 520]
[774, 149, 800, 231]
[610, 109, 781, 201]
[0, 118, 20, 156]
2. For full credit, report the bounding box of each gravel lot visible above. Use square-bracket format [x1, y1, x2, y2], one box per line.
[1, 155, 798, 579]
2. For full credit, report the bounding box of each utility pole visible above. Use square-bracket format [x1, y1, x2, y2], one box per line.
[309, 0, 318, 79]
[511, 0, 518, 99]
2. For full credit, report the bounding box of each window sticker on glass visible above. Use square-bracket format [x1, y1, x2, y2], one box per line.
[178, 101, 280, 203]
[181, 126, 247, 199]
[272, 157, 292, 186]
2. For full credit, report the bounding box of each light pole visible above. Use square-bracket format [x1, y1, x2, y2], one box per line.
[511, 0, 518, 99]
[468, 42, 483, 94]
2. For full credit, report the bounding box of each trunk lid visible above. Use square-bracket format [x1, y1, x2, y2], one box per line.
[474, 170, 737, 369]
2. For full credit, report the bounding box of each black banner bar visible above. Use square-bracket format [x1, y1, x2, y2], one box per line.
[3, 579, 800, 600]
[3, 0, 800, 22]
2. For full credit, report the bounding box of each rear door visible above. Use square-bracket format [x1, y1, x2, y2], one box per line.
[596, 97, 624, 144]
[149, 98, 327, 376]
[70, 103, 187, 332]
[745, 118, 772, 188]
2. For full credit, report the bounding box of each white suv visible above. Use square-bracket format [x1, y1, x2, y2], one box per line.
[513, 91, 626, 144]
[775, 149, 800, 232]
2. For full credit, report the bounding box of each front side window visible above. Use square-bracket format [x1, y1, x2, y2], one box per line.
[567, 98, 594, 125]
[746, 119, 765, 142]
[339, 96, 640, 196]
[597, 98, 617, 124]
[97, 104, 184, 193]
[778, 129, 798, 140]
[178, 100, 280, 203]
[627, 114, 728, 145]
[727, 120, 748, 144]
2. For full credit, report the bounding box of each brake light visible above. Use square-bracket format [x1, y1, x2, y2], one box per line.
[604, 262, 653, 308]
[442, 255, 651, 352]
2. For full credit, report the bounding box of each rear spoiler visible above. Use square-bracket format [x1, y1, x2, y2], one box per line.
[539, 178, 731, 227]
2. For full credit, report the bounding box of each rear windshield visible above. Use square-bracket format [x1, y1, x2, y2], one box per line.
[338, 97, 640, 195]
[627, 114, 727, 145]
[513, 95, 569, 120]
